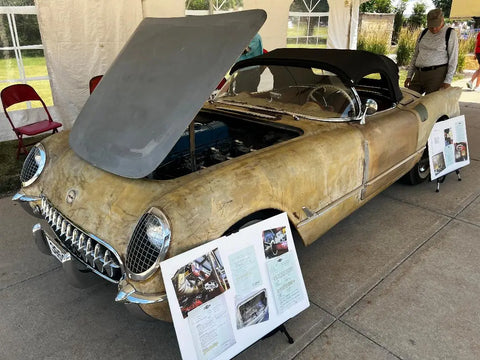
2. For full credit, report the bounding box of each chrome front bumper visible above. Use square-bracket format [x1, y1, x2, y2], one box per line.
[15, 192, 168, 307]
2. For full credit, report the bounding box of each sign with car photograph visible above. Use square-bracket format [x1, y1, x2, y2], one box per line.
[428, 115, 470, 181]
[160, 213, 309, 360]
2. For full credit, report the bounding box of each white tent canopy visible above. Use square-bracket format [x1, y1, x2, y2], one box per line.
[0, 0, 365, 140]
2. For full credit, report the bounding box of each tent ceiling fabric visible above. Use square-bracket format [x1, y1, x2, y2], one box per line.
[450, 0, 480, 18]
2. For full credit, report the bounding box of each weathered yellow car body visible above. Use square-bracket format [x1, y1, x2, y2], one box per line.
[18, 85, 461, 321]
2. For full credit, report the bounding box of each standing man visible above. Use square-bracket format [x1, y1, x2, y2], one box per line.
[404, 9, 458, 94]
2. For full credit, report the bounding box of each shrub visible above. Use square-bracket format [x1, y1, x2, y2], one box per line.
[396, 27, 420, 66]
[357, 32, 390, 55]
[462, 33, 477, 54]
[457, 35, 471, 73]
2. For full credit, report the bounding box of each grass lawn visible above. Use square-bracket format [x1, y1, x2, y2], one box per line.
[0, 57, 53, 110]
[0, 134, 49, 196]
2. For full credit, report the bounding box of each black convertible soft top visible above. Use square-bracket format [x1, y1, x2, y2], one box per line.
[231, 48, 402, 103]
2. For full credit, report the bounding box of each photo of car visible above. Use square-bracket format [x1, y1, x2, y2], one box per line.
[262, 227, 288, 258]
[13, 11, 461, 322]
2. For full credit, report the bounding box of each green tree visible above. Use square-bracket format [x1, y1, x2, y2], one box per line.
[185, 0, 243, 11]
[392, 0, 408, 43]
[360, 0, 393, 13]
[408, 2, 427, 29]
[290, 0, 329, 12]
[432, 0, 452, 18]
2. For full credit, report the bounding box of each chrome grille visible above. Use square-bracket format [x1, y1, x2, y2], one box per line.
[20, 146, 41, 183]
[40, 197, 123, 283]
[126, 213, 161, 274]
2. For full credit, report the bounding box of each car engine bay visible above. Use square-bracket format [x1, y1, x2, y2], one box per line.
[148, 110, 302, 180]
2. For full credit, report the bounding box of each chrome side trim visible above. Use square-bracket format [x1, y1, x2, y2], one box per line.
[297, 187, 361, 227]
[361, 140, 369, 200]
[115, 278, 167, 305]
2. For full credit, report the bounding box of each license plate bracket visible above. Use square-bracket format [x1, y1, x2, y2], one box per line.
[45, 235, 69, 263]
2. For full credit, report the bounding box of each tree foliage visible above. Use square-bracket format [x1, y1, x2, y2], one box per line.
[432, 0, 452, 18]
[360, 0, 393, 13]
[392, 0, 408, 43]
[185, 0, 243, 11]
[408, 2, 427, 29]
[289, 0, 329, 12]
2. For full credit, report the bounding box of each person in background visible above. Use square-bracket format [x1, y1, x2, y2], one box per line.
[466, 31, 480, 92]
[404, 8, 458, 94]
[237, 33, 263, 62]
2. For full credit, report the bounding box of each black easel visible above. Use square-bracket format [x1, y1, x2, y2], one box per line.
[435, 169, 461, 192]
[262, 323, 294, 344]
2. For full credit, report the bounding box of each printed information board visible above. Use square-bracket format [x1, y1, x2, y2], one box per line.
[428, 115, 469, 181]
[160, 213, 309, 360]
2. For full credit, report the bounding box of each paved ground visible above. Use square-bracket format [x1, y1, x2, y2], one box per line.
[1, 81, 479, 360]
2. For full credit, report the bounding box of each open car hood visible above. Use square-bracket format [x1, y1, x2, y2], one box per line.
[70, 10, 266, 178]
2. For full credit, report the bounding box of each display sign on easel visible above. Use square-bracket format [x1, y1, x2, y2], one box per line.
[160, 213, 309, 360]
[428, 115, 469, 181]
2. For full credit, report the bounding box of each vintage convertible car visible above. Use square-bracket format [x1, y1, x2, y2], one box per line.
[13, 11, 461, 322]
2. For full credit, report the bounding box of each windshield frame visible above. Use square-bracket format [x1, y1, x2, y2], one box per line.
[214, 64, 363, 122]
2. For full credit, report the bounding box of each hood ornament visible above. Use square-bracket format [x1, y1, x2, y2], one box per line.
[66, 189, 77, 204]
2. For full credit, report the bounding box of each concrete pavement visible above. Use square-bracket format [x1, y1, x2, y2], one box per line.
[0, 82, 479, 359]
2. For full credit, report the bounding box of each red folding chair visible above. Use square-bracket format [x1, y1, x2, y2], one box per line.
[1, 84, 62, 158]
[89, 75, 103, 94]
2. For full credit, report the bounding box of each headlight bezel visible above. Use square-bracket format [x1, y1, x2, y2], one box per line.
[20, 143, 46, 187]
[125, 207, 171, 281]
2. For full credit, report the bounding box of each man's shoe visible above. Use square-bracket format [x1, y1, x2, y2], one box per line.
[475, 87, 480, 92]
[466, 81, 473, 89]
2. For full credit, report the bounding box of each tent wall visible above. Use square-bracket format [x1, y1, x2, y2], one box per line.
[0, 0, 364, 141]
[34, 0, 183, 131]
[243, 0, 291, 50]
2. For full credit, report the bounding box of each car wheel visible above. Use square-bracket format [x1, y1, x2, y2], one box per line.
[403, 149, 430, 185]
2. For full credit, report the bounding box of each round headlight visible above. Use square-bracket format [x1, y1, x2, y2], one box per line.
[126, 209, 171, 280]
[20, 143, 46, 187]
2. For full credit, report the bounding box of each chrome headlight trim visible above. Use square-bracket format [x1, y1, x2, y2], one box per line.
[126, 208, 171, 281]
[20, 143, 46, 187]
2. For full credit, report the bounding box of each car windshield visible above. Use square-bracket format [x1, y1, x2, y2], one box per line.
[214, 65, 360, 121]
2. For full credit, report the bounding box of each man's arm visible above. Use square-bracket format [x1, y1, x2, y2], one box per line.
[443, 29, 459, 87]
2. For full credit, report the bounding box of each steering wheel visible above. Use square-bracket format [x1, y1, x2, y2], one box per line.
[307, 84, 355, 114]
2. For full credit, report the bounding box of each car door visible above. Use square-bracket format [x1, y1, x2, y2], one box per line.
[353, 106, 420, 199]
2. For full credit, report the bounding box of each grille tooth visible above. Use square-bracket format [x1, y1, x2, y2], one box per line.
[39, 197, 122, 282]
[85, 239, 95, 266]
[55, 215, 62, 231]
[60, 220, 67, 236]
[71, 229, 79, 247]
[78, 234, 86, 252]
[65, 224, 72, 240]
[102, 250, 120, 277]
[93, 244, 104, 270]
[47, 208, 53, 222]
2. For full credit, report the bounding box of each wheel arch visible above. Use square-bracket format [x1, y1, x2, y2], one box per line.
[222, 208, 302, 244]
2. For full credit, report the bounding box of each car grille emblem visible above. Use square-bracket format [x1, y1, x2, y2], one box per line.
[66, 189, 77, 204]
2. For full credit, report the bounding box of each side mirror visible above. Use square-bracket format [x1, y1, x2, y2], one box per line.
[360, 98, 378, 125]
